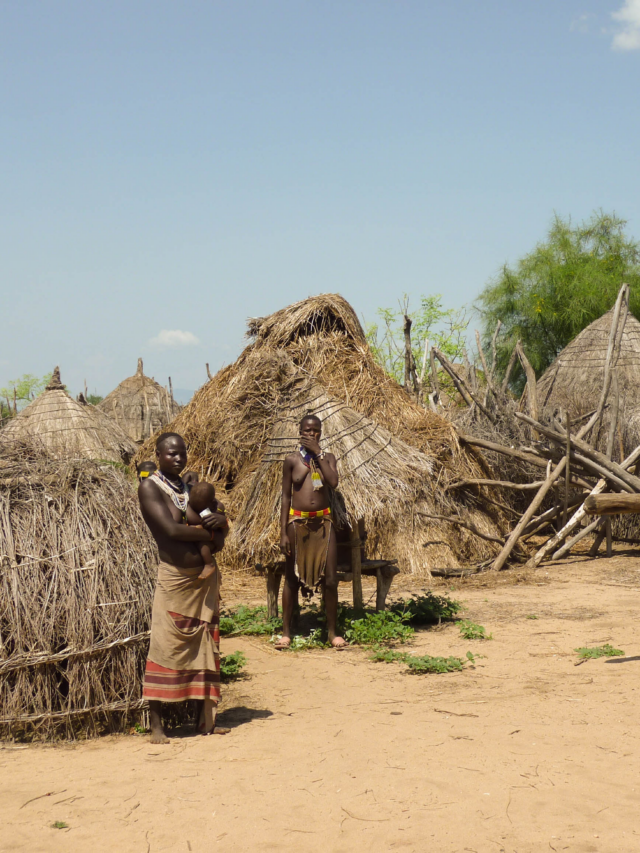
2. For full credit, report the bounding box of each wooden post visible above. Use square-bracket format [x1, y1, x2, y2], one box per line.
[605, 519, 613, 557]
[350, 522, 363, 610]
[429, 347, 440, 403]
[403, 315, 412, 392]
[206, 363, 212, 380]
[563, 411, 571, 528]
[168, 376, 174, 403]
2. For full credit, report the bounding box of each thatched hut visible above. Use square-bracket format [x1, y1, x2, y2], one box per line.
[0, 436, 157, 738]
[98, 358, 181, 443]
[535, 308, 640, 459]
[139, 294, 506, 575]
[0, 368, 136, 464]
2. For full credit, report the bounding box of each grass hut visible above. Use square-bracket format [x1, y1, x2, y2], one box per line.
[98, 358, 181, 443]
[535, 308, 640, 458]
[138, 295, 506, 575]
[0, 368, 136, 464]
[0, 436, 157, 738]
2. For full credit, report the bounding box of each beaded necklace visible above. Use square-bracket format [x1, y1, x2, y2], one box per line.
[299, 447, 324, 491]
[151, 470, 189, 514]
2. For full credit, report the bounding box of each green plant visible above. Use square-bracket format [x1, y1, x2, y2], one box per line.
[219, 606, 282, 637]
[458, 620, 492, 640]
[365, 294, 469, 389]
[131, 722, 148, 734]
[51, 822, 68, 830]
[86, 393, 103, 405]
[369, 647, 469, 674]
[575, 644, 624, 660]
[1, 373, 49, 414]
[526, 614, 538, 620]
[392, 593, 462, 624]
[220, 651, 247, 680]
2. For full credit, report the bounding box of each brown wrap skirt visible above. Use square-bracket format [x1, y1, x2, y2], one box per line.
[142, 560, 221, 703]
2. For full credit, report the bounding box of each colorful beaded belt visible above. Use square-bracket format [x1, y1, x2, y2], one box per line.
[289, 507, 331, 518]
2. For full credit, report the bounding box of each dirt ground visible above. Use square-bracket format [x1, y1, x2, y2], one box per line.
[2, 551, 640, 853]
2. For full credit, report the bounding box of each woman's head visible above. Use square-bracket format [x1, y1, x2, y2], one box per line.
[155, 433, 187, 478]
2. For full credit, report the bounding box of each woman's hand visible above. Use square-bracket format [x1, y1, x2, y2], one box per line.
[300, 435, 321, 456]
[279, 535, 291, 556]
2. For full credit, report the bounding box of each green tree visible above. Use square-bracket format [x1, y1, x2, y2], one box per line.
[86, 393, 103, 405]
[478, 211, 640, 388]
[0, 373, 50, 414]
[365, 294, 468, 388]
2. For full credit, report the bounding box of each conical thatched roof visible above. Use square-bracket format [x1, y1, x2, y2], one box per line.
[138, 295, 506, 575]
[0, 435, 157, 738]
[98, 359, 181, 443]
[536, 308, 640, 456]
[0, 368, 136, 464]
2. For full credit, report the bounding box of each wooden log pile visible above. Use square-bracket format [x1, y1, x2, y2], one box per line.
[430, 283, 639, 570]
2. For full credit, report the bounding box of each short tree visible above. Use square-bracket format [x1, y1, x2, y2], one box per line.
[477, 211, 640, 389]
[0, 373, 50, 415]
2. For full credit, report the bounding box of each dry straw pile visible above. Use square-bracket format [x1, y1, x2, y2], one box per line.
[139, 294, 506, 575]
[99, 358, 181, 443]
[0, 437, 157, 738]
[1, 368, 136, 464]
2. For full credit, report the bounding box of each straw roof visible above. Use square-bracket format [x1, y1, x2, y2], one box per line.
[138, 294, 506, 575]
[0, 436, 157, 738]
[98, 358, 181, 443]
[535, 308, 640, 457]
[0, 368, 136, 464]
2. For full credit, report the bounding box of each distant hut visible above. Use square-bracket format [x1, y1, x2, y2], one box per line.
[98, 358, 181, 443]
[535, 308, 640, 459]
[0, 368, 136, 464]
[138, 294, 506, 576]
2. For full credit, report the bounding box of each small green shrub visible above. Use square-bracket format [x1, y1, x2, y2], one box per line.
[339, 608, 414, 646]
[219, 606, 282, 637]
[458, 620, 492, 640]
[392, 592, 462, 624]
[370, 647, 469, 674]
[526, 614, 538, 620]
[220, 651, 247, 680]
[575, 644, 624, 660]
[51, 822, 68, 830]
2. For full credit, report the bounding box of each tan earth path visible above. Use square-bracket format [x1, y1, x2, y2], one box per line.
[2, 553, 640, 853]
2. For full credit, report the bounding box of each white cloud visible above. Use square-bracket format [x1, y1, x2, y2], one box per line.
[612, 0, 640, 50]
[570, 12, 595, 34]
[148, 329, 200, 348]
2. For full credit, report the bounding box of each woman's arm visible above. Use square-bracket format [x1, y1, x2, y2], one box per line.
[139, 480, 210, 543]
[279, 458, 293, 555]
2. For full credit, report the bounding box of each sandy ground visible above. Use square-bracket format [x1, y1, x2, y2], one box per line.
[2, 552, 640, 853]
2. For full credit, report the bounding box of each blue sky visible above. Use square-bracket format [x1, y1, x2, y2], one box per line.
[1, 0, 640, 399]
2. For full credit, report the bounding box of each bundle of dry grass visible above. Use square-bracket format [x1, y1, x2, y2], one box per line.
[139, 295, 507, 575]
[0, 436, 157, 739]
[534, 309, 640, 459]
[98, 358, 181, 443]
[1, 368, 136, 464]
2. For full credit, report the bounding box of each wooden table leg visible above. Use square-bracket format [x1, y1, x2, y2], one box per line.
[266, 567, 282, 618]
[350, 523, 363, 610]
[375, 568, 395, 612]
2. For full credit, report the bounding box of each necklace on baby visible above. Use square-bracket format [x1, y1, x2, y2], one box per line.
[151, 470, 189, 513]
[299, 447, 324, 491]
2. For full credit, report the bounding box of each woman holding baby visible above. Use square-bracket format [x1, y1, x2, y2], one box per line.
[137, 432, 229, 743]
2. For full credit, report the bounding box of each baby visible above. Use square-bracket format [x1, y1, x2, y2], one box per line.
[186, 481, 228, 581]
[136, 461, 157, 482]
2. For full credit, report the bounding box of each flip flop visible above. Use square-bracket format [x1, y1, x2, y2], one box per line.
[274, 637, 291, 650]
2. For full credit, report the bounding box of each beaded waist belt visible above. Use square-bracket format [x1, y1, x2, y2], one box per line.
[289, 507, 331, 518]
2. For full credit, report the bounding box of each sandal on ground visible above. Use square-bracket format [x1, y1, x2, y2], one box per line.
[274, 637, 291, 650]
[330, 637, 347, 650]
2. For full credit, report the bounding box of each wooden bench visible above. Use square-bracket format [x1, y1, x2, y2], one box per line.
[256, 518, 400, 617]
